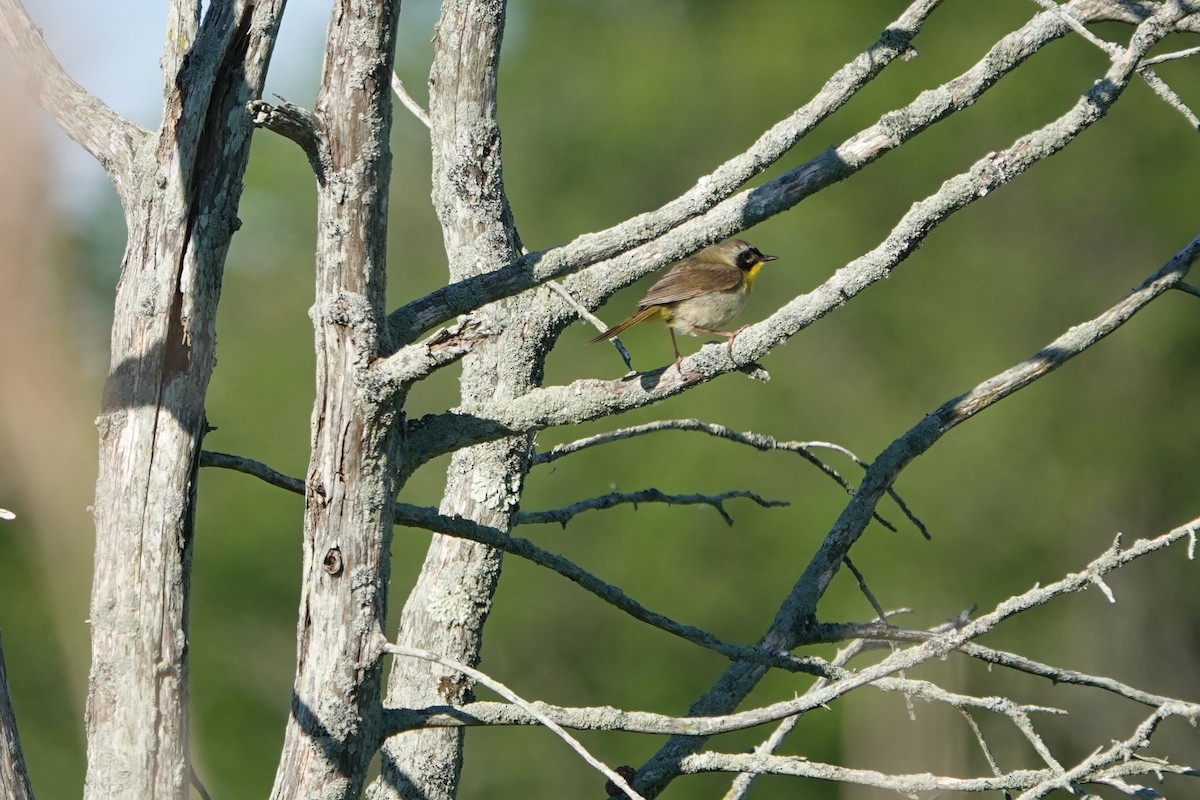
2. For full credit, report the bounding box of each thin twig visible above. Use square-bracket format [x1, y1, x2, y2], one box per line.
[390, 72, 431, 128]
[534, 419, 926, 536]
[200, 450, 304, 493]
[515, 489, 787, 528]
[1139, 43, 1200, 65]
[383, 643, 645, 800]
[960, 710, 1008, 790]
[1030, 0, 1122, 55]
[1137, 65, 1200, 129]
[547, 279, 633, 369]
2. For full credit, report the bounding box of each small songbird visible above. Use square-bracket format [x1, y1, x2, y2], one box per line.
[590, 239, 778, 371]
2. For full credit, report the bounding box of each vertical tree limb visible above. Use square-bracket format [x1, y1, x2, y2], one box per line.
[370, 2, 532, 799]
[3, 0, 288, 796]
[268, 1, 403, 799]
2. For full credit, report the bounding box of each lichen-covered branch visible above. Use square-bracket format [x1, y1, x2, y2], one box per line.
[376, 0, 944, 358]
[267, 1, 403, 798]
[378, 0, 1178, 371]
[406, 42, 1196, 471]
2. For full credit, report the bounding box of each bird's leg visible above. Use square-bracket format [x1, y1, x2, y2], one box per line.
[689, 324, 748, 358]
[669, 327, 684, 374]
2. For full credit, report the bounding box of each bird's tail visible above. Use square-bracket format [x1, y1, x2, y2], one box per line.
[588, 306, 662, 343]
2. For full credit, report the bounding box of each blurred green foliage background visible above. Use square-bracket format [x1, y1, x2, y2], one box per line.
[2, 1, 1198, 798]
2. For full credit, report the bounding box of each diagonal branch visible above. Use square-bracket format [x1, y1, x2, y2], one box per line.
[0, 0, 148, 191]
[1137, 63, 1200, 129]
[515, 489, 788, 528]
[377, 0, 944, 353]
[634, 219, 1200, 799]
[404, 36, 1194, 469]
[197, 449, 828, 674]
[246, 98, 329, 182]
[382, 644, 645, 800]
[636, 507, 1200, 794]
[377, 0, 1183, 382]
[676, 706, 1200, 794]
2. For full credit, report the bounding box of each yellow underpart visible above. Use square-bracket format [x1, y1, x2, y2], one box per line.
[744, 260, 765, 290]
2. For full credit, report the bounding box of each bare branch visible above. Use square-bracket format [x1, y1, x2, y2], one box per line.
[0, 0, 147, 189]
[1015, 704, 1199, 799]
[960, 710, 1007, 788]
[383, 660, 1200, 800]
[382, 633, 1066, 741]
[390, 72, 430, 128]
[383, 643, 646, 800]
[1137, 65, 1200, 128]
[201, 450, 304, 493]
[636, 509, 1200, 793]
[540, 419, 931, 537]
[389, 506, 828, 674]
[196, 450, 828, 674]
[678, 722, 1198, 794]
[1141, 43, 1200, 64]
[535, 420, 926, 536]
[246, 98, 329, 181]
[548, 279, 634, 370]
[380, 0, 945, 348]
[403, 24, 1189, 467]
[956, 640, 1200, 710]
[515, 489, 788, 528]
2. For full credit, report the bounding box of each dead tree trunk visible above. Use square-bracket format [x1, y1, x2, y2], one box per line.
[0, 2, 285, 797]
[369, 3, 533, 797]
[267, 2, 403, 798]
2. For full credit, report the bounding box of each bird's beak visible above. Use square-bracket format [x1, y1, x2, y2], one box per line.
[760, 254, 779, 263]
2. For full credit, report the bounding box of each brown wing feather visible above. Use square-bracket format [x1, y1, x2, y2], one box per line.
[636, 261, 741, 310]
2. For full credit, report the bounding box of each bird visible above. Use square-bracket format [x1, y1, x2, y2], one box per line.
[589, 239, 778, 372]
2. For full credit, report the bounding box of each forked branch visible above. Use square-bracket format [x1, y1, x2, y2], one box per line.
[0, 0, 147, 191]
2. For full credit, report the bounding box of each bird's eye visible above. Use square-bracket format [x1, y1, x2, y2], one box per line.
[737, 248, 761, 269]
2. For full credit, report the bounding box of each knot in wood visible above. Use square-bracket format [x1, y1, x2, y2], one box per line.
[323, 546, 344, 576]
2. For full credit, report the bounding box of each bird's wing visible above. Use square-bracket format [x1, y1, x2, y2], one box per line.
[636, 261, 741, 309]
